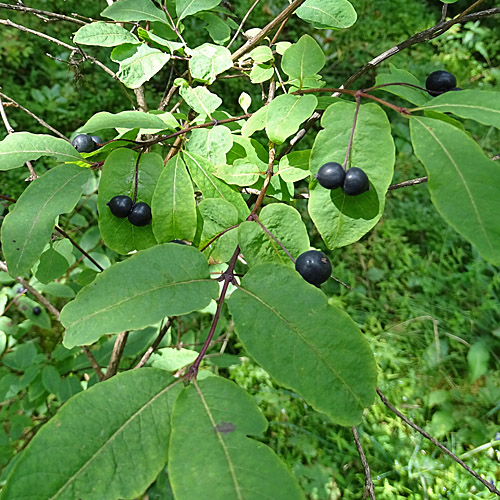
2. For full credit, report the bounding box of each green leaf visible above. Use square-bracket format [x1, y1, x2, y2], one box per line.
[248, 46, 274, 63]
[238, 205, 309, 268]
[277, 150, 311, 182]
[73, 21, 139, 46]
[186, 125, 233, 165]
[266, 94, 317, 145]
[467, 341, 490, 382]
[41, 365, 61, 394]
[189, 43, 232, 84]
[308, 101, 394, 248]
[296, 0, 357, 29]
[214, 162, 264, 187]
[198, 12, 232, 44]
[0, 369, 181, 500]
[1, 165, 92, 277]
[0, 132, 83, 171]
[176, 0, 222, 21]
[199, 198, 239, 263]
[410, 116, 500, 265]
[80, 110, 174, 134]
[375, 64, 428, 106]
[61, 243, 219, 347]
[227, 265, 377, 426]
[249, 63, 274, 84]
[101, 0, 167, 23]
[97, 149, 161, 255]
[183, 151, 249, 221]
[149, 348, 199, 371]
[152, 155, 197, 243]
[169, 377, 305, 500]
[35, 246, 71, 284]
[281, 34, 325, 83]
[241, 105, 268, 138]
[111, 43, 170, 89]
[137, 27, 185, 53]
[414, 90, 500, 129]
[177, 81, 222, 116]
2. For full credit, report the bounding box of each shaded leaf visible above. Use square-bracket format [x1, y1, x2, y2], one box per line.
[169, 377, 305, 500]
[152, 155, 197, 243]
[0, 369, 181, 500]
[35, 246, 71, 284]
[61, 243, 219, 347]
[1, 165, 92, 277]
[375, 64, 428, 106]
[308, 101, 394, 248]
[227, 264, 377, 425]
[0, 132, 83, 171]
[281, 34, 325, 83]
[177, 0, 222, 21]
[410, 115, 500, 265]
[102, 0, 167, 23]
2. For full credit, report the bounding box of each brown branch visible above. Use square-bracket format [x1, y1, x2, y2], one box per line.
[104, 332, 129, 379]
[54, 226, 104, 271]
[377, 388, 500, 496]
[82, 347, 106, 381]
[0, 91, 69, 140]
[387, 176, 428, 191]
[0, 2, 87, 25]
[352, 426, 375, 500]
[134, 87, 148, 113]
[231, 0, 307, 62]
[134, 318, 175, 369]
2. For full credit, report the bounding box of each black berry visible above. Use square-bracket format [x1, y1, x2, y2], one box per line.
[90, 136, 103, 150]
[128, 202, 152, 226]
[315, 162, 345, 190]
[72, 134, 95, 153]
[107, 195, 133, 218]
[295, 250, 332, 287]
[170, 239, 187, 245]
[33, 306, 41, 316]
[425, 70, 457, 97]
[342, 167, 369, 196]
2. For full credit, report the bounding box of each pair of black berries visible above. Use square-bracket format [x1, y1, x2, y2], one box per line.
[425, 70, 461, 97]
[315, 163, 369, 196]
[107, 195, 152, 227]
[72, 134, 103, 153]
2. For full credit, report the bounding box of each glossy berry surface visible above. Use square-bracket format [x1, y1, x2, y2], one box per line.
[33, 306, 41, 316]
[295, 250, 332, 287]
[342, 167, 370, 196]
[90, 136, 103, 149]
[107, 195, 133, 218]
[425, 70, 457, 96]
[315, 162, 345, 190]
[72, 134, 95, 153]
[128, 202, 152, 226]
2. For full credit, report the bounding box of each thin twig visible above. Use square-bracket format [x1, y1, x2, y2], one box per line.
[376, 387, 500, 496]
[82, 347, 106, 381]
[134, 318, 175, 369]
[0, 2, 86, 24]
[54, 226, 104, 271]
[0, 91, 69, 140]
[352, 426, 375, 500]
[387, 177, 428, 191]
[251, 215, 295, 263]
[227, 0, 262, 49]
[200, 224, 240, 252]
[231, 0, 307, 62]
[104, 332, 129, 379]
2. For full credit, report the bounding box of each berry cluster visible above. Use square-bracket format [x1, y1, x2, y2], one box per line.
[107, 195, 152, 227]
[72, 134, 103, 153]
[425, 70, 461, 97]
[315, 162, 369, 196]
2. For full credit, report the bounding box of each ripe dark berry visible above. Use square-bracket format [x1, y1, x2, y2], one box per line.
[107, 195, 133, 218]
[315, 162, 346, 190]
[128, 202, 152, 226]
[342, 167, 369, 196]
[295, 250, 332, 287]
[72, 134, 95, 153]
[90, 136, 103, 150]
[170, 239, 187, 245]
[33, 306, 41, 316]
[425, 70, 457, 97]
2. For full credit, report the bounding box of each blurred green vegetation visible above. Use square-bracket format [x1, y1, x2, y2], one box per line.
[0, 0, 499, 498]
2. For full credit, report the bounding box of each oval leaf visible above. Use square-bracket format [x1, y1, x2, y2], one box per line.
[281, 34, 325, 82]
[80, 111, 174, 134]
[169, 377, 305, 500]
[189, 43, 233, 84]
[410, 115, 500, 265]
[101, 0, 167, 23]
[176, 0, 222, 21]
[1, 165, 92, 277]
[0, 132, 82, 171]
[296, 0, 357, 29]
[227, 264, 377, 426]
[0, 369, 181, 500]
[61, 243, 219, 347]
[73, 21, 139, 46]
[308, 101, 395, 248]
